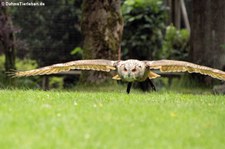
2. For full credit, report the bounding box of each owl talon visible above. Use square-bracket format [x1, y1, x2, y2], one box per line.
[126, 82, 132, 94]
[148, 79, 156, 91]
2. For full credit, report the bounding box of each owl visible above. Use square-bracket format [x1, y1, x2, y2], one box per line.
[9, 59, 225, 94]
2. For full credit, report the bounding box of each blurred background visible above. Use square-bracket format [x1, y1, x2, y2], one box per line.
[0, 0, 225, 93]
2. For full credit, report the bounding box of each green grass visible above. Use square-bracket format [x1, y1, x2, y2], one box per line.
[0, 88, 225, 149]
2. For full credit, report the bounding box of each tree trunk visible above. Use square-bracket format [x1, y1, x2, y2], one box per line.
[81, 0, 123, 83]
[190, 0, 225, 84]
[0, 2, 16, 84]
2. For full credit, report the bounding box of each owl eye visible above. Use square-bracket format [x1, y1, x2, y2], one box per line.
[124, 67, 127, 71]
[132, 68, 136, 72]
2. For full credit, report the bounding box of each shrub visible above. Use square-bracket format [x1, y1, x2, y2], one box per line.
[159, 24, 190, 60]
[122, 0, 167, 60]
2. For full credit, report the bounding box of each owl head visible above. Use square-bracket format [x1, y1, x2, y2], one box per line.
[117, 60, 148, 82]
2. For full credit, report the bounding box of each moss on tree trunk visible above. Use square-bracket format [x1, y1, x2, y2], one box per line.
[81, 0, 123, 83]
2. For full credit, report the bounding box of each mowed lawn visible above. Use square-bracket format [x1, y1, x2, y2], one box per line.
[0, 89, 225, 149]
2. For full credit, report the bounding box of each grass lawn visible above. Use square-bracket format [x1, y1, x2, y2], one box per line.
[0, 87, 225, 149]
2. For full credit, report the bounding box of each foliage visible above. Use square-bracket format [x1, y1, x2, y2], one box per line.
[160, 24, 190, 60]
[0, 89, 225, 149]
[49, 77, 63, 89]
[4, 0, 83, 88]
[0, 55, 38, 88]
[221, 43, 225, 49]
[15, 58, 38, 70]
[122, 0, 167, 60]
[0, 55, 37, 72]
[123, 0, 164, 13]
[12, 0, 83, 66]
[0, 55, 4, 70]
[0, 54, 69, 89]
[0, 56, 5, 88]
[70, 47, 83, 57]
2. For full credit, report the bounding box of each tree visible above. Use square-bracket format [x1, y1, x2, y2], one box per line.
[81, 0, 123, 83]
[190, 0, 225, 84]
[0, 1, 16, 82]
[11, 0, 83, 88]
[13, 0, 82, 66]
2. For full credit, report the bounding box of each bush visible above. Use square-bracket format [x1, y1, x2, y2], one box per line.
[160, 24, 190, 60]
[122, 0, 167, 60]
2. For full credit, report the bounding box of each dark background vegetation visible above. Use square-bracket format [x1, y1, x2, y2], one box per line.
[0, 0, 225, 92]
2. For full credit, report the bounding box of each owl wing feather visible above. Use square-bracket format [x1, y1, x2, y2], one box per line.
[146, 60, 225, 81]
[10, 59, 117, 77]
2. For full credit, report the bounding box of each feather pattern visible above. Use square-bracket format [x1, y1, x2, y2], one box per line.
[11, 59, 116, 77]
[8, 59, 225, 82]
[146, 60, 225, 81]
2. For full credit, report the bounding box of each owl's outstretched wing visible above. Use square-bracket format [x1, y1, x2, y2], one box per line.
[146, 60, 225, 81]
[10, 59, 117, 77]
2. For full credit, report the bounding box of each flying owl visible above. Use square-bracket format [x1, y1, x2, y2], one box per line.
[9, 59, 225, 93]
